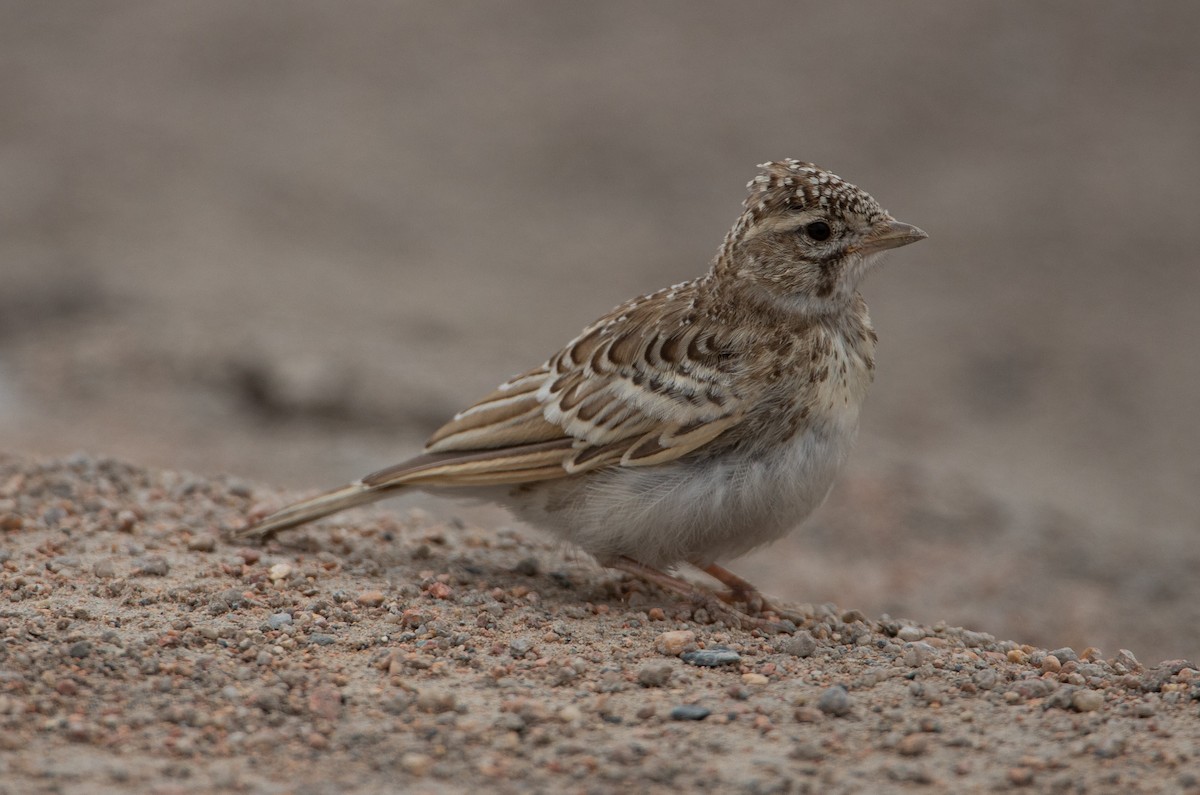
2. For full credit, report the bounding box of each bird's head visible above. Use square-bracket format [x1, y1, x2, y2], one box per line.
[716, 160, 926, 316]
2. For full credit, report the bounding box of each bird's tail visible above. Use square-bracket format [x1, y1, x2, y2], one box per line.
[234, 481, 397, 543]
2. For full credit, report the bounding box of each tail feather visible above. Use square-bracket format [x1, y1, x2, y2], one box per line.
[235, 481, 395, 543]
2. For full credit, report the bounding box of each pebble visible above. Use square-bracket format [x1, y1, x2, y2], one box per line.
[741, 673, 769, 686]
[897, 734, 929, 757]
[669, 705, 711, 721]
[267, 613, 293, 630]
[903, 642, 935, 668]
[654, 630, 697, 656]
[356, 590, 386, 607]
[400, 752, 433, 776]
[681, 647, 740, 667]
[134, 556, 170, 577]
[817, 685, 852, 717]
[780, 631, 818, 658]
[509, 637, 534, 657]
[268, 562, 292, 581]
[1041, 655, 1062, 673]
[1007, 767, 1035, 786]
[897, 626, 925, 642]
[187, 536, 216, 552]
[1049, 647, 1079, 663]
[415, 690, 457, 714]
[1071, 690, 1104, 712]
[1110, 648, 1140, 673]
[93, 560, 117, 579]
[67, 641, 92, 658]
[309, 634, 336, 646]
[637, 662, 674, 688]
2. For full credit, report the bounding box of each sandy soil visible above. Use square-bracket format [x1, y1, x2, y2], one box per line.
[3, 2, 1200, 668]
[1, 453, 1198, 794]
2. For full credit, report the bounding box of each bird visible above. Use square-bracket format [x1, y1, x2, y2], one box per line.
[235, 159, 926, 631]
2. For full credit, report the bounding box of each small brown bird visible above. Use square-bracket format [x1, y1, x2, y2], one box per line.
[237, 160, 926, 630]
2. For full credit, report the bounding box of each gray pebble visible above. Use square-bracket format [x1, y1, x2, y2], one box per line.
[971, 669, 998, 690]
[681, 646, 741, 667]
[1049, 647, 1079, 663]
[780, 631, 817, 658]
[897, 626, 925, 642]
[903, 642, 935, 667]
[93, 560, 117, 579]
[267, 613, 293, 630]
[1111, 648, 1140, 673]
[187, 536, 217, 552]
[67, 641, 92, 658]
[134, 556, 170, 577]
[670, 705, 711, 721]
[509, 637, 534, 657]
[637, 662, 674, 688]
[309, 634, 336, 646]
[817, 685, 852, 716]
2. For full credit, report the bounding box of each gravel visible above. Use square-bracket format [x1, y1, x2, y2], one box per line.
[1, 452, 1199, 794]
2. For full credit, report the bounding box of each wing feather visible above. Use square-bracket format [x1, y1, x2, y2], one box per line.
[367, 281, 756, 488]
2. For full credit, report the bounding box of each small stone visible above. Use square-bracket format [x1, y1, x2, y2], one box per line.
[817, 685, 852, 717]
[741, 673, 769, 686]
[1041, 655, 1062, 673]
[415, 690, 456, 714]
[669, 705, 710, 721]
[780, 631, 817, 658]
[1048, 647, 1079, 663]
[897, 626, 925, 642]
[267, 613, 293, 630]
[309, 634, 336, 646]
[187, 536, 217, 552]
[971, 669, 998, 690]
[93, 560, 117, 579]
[897, 734, 928, 756]
[654, 630, 697, 656]
[681, 647, 740, 667]
[134, 556, 169, 577]
[116, 510, 138, 533]
[794, 706, 823, 723]
[637, 662, 674, 688]
[903, 642, 935, 667]
[67, 641, 92, 658]
[1007, 767, 1035, 786]
[356, 590, 386, 607]
[558, 705, 583, 723]
[1110, 649, 1140, 674]
[1071, 690, 1104, 712]
[509, 637, 534, 657]
[400, 752, 433, 776]
[268, 563, 292, 582]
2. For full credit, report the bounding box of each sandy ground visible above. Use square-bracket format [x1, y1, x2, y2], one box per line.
[1, 453, 1198, 794]
[1, 0, 1199, 728]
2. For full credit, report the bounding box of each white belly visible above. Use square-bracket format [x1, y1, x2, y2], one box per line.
[505, 418, 858, 569]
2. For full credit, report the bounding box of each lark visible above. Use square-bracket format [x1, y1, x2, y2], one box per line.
[236, 160, 926, 630]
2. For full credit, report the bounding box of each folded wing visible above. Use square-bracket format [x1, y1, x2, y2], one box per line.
[362, 283, 751, 489]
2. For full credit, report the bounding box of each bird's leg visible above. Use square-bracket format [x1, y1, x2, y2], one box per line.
[608, 556, 792, 633]
[699, 563, 806, 625]
[700, 563, 768, 612]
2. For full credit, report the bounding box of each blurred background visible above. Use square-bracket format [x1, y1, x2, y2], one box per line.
[2, 1, 1198, 661]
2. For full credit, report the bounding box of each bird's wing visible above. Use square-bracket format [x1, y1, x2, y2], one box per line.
[361, 284, 751, 489]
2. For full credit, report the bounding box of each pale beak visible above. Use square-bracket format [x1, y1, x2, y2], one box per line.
[858, 220, 928, 255]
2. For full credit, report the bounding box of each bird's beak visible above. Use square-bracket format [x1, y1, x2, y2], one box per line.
[858, 220, 928, 255]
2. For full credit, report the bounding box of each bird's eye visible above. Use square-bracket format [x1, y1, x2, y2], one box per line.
[804, 221, 832, 242]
